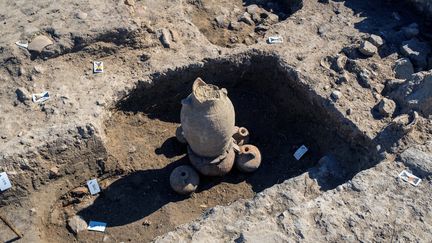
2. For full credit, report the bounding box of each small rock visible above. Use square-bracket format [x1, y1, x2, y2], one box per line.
[75, 11, 88, 20]
[49, 167, 60, 178]
[67, 215, 88, 234]
[359, 41, 377, 57]
[368, 34, 384, 47]
[402, 23, 419, 39]
[331, 90, 342, 101]
[142, 220, 152, 226]
[71, 187, 89, 197]
[393, 58, 414, 79]
[246, 4, 260, 14]
[255, 24, 269, 32]
[377, 98, 396, 117]
[346, 108, 352, 115]
[318, 25, 329, 37]
[169, 29, 179, 42]
[28, 35, 54, 53]
[239, 12, 254, 26]
[251, 12, 262, 24]
[334, 55, 347, 72]
[265, 13, 279, 25]
[336, 72, 349, 84]
[229, 21, 241, 31]
[399, 146, 432, 177]
[33, 65, 44, 74]
[401, 39, 431, 70]
[358, 71, 372, 88]
[215, 15, 229, 28]
[16, 87, 31, 103]
[124, 0, 135, 6]
[160, 28, 172, 48]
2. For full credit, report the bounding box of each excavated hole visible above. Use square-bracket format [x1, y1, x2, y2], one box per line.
[50, 53, 377, 242]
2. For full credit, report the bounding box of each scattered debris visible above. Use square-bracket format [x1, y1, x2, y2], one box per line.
[27, 35, 54, 53]
[294, 145, 308, 160]
[68, 215, 88, 234]
[0, 172, 12, 191]
[87, 221, 107, 232]
[359, 41, 377, 57]
[15, 40, 28, 49]
[32, 91, 50, 103]
[398, 170, 421, 186]
[267, 36, 283, 44]
[87, 179, 101, 195]
[93, 61, 104, 73]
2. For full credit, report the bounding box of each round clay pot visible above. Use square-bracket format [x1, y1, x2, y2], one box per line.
[175, 126, 187, 144]
[188, 144, 235, 176]
[232, 126, 250, 146]
[236, 144, 261, 173]
[180, 78, 235, 157]
[169, 165, 200, 195]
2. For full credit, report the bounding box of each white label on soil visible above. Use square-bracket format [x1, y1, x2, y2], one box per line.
[294, 145, 308, 160]
[87, 179, 101, 195]
[267, 36, 283, 44]
[398, 170, 421, 186]
[87, 221, 107, 232]
[93, 61, 104, 73]
[0, 172, 12, 191]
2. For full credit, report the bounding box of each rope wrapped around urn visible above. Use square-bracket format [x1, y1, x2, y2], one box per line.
[170, 77, 262, 195]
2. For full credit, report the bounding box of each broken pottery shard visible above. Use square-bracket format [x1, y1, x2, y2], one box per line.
[27, 35, 54, 53]
[86, 179, 101, 195]
[0, 172, 12, 191]
[169, 165, 199, 195]
[398, 170, 421, 186]
[267, 36, 283, 44]
[236, 145, 261, 173]
[32, 91, 50, 103]
[15, 40, 29, 49]
[87, 221, 107, 232]
[294, 145, 308, 160]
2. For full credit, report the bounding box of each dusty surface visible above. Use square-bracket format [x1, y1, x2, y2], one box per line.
[0, 0, 432, 242]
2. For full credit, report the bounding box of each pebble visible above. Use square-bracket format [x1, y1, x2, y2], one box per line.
[71, 187, 89, 197]
[346, 108, 353, 115]
[251, 12, 262, 24]
[265, 13, 279, 25]
[49, 167, 60, 178]
[67, 215, 88, 234]
[358, 71, 372, 88]
[393, 58, 414, 79]
[76, 11, 88, 20]
[331, 90, 342, 101]
[239, 12, 254, 26]
[368, 34, 384, 47]
[33, 65, 44, 74]
[28, 35, 54, 53]
[160, 28, 172, 48]
[15, 87, 31, 103]
[377, 98, 396, 117]
[215, 15, 229, 28]
[246, 4, 260, 14]
[229, 21, 241, 31]
[359, 41, 377, 56]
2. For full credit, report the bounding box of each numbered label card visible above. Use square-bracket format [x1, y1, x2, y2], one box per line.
[87, 179, 101, 195]
[0, 172, 12, 191]
[294, 145, 308, 160]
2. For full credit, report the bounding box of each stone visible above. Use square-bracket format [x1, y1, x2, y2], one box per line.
[331, 90, 342, 101]
[15, 87, 31, 103]
[359, 41, 377, 57]
[160, 28, 172, 48]
[33, 65, 44, 74]
[28, 35, 54, 53]
[389, 71, 432, 116]
[401, 39, 431, 70]
[358, 71, 372, 88]
[251, 12, 262, 24]
[402, 23, 419, 39]
[75, 11, 88, 20]
[124, 0, 135, 6]
[239, 12, 254, 26]
[399, 146, 432, 177]
[377, 98, 396, 117]
[48, 167, 60, 178]
[246, 4, 260, 15]
[215, 15, 228, 28]
[265, 13, 279, 25]
[368, 34, 384, 47]
[71, 187, 88, 197]
[67, 215, 88, 234]
[229, 21, 241, 31]
[393, 58, 414, 80]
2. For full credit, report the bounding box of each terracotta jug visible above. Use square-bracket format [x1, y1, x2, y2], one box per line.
[180, 78, 235, 157]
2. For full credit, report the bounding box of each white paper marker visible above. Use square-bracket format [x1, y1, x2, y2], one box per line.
[398, 170, 421, 186]
[0, 172, 12, 191]
[294, 145, 308, 160]
[88, 221, 107, 232]
[87, 179, 101, 195]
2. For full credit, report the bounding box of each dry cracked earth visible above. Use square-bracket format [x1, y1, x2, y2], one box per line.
[0, 0, 432, 242]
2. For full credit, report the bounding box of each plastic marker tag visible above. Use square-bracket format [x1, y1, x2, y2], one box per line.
[398, 170, 421, 186]
[32, 91, 50, 103]
[267, 36, 283, 44]
[88, 221, 107, 232]
[0, 172, 12, 191]
[294, 145, 308, 160]
[87, 179, 101, 195]
[93, 61, 104, 73]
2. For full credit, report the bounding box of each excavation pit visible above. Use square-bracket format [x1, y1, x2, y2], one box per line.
[50, 53, 377, 242]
